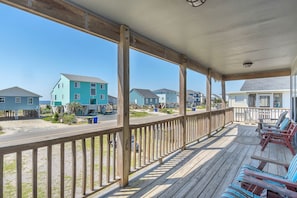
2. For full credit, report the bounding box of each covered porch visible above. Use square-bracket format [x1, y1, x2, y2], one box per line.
[104, 123, 293, 197]
[1, 0, 297, 197]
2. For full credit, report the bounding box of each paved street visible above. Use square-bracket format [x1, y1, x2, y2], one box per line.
[0, 112, 181, 147]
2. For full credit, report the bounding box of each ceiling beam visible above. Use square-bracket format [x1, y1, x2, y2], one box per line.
[222, 68, 291, 81]
[1, 0, 221, 79]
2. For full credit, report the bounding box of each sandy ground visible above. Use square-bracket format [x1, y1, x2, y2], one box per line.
[0, 119, 70, 136]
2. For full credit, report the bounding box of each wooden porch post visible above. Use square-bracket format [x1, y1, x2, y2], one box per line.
[206, 69, 212, 137]
[179, 56, 187, 150]
[117, 25, 130, 187]
[221, 80, 226, 125]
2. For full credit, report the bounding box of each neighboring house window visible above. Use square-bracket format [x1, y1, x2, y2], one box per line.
[100, 94, 105, 100]
[62, 83, 64, 88]
[90, 98, 96, 104]
[273, 93, 282, 108]
[100, 84, 105, 90]
[28, 97, 33, 105]
[235, 96, 244, 102]
[74, 82, 80, 88]
[259, 96, 270, 107]
[90, 83, 96, 96]
[146, 98, 149, 104]
[74, 94, 80, 100]
[62, 94, 64, 100]
[0, 97, 5, 103]
[150, 98, 153, 102]
[54, 95, 57, 100]
[58, 84, 60, 88]
[15, 97, 21, 103]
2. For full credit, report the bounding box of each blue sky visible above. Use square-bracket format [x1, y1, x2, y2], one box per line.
[0, 3, 243, 100]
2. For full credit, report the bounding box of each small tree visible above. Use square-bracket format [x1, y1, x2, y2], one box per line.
[67, 102, 83, 115]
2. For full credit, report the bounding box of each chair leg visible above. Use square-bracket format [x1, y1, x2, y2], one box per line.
[261, 135, 271, 151]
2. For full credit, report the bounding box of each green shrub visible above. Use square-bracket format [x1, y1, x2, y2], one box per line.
[53, 112, 59, 122]
[62, 114, 77, 125]
[159, 108, 173, 114]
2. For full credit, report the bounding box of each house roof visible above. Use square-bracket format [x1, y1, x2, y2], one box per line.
[0, 86, 41, 97]
[154, 88, 177, 94]
[61, 73, 107, 84]
[131, 89, 159, 99]
[240, 76, 290, 91]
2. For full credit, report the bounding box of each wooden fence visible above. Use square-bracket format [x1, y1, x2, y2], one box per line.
[233, 107, 289, 123]
[0, 108, 234, 197]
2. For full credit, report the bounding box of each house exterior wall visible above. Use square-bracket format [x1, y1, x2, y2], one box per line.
[69, 81, 108, 105]
[157, 94, 166, 104]
[144, 97, 159, 106]
[51, 76, 108, 107]
[228, 93, 248, 107]
[228, 91, 290, 108]
[130, 91, 145, 106]
[0, 96, 39, 110]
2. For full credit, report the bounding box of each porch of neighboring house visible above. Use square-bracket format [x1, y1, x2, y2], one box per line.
[103, 123, 294, 198]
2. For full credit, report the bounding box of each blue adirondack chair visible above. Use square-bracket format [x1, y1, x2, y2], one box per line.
[236, 154, 297, 195]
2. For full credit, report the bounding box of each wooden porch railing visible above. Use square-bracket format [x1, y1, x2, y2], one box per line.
[0, 108, 234, 197]
[233, 107, 289, 123]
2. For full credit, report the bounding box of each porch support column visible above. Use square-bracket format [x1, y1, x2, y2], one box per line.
[117, 25, 130, 187]
[221, 80, 226, 125]
[179, 56, 187, 150]
[206, 69, 212, 137]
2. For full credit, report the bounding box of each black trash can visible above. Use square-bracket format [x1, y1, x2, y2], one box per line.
[88, 117, 93, 124]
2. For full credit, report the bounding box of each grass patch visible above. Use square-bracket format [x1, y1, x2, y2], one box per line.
[130, 111, 149, 117]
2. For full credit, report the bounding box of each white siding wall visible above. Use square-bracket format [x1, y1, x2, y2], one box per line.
[283, 92, 290, 108]
[228, 94, 248, 107]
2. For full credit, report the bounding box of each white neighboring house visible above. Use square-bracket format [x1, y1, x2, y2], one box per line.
[228, 76, 290, 108]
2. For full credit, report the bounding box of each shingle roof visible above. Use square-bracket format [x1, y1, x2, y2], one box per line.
[240, 76, 290, 91]
[0, 86, 41, 97]
[131, 88, 159, 98]
[154, 88, 177, 94]
[61, 73, 107, 84]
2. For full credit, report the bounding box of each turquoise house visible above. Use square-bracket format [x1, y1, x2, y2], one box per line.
[51, 73, 108, 115]
[130, 88, 159, 107]
[0, 86, 41, 119]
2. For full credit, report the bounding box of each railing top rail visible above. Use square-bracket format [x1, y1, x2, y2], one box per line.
[0, 126, 123, 155]
[130, 115, 183, 128]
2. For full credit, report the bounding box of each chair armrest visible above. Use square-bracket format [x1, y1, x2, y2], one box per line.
[251, 155, 289, 169]
[244, 169, 297, 189]
[242, 175, 297, 198]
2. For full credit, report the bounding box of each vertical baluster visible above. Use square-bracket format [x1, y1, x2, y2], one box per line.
[0, 154, 3, 198]
[17, 151, 22, 198]
[47, 146, 52, 198]
[60, 143, 64, 198]
[152, 125, 155, 161]
[90, 137, 95, 191]
[148, 126, 151, 162]
[133, 129, 137, 169]
[107, 134, 110, 183]
[33, 148, 38, 198]
[112, 132, 116, 181]
[72, 141, 76, 198]
[82, 139, 87, 195]
[144, 126, 147, 165]
[99, 135, 103, 187]
[160, 123, 163, 157]
[139, 128, 142, 167]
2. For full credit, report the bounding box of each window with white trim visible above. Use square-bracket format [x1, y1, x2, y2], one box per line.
[100, 84, 105, 90]
[15, 97, 21, 103]
[74, 94, 80, 100]
[28, 97, 33, 105]
[259, 96, 270, 107]
[91, 83, 96, 96]
[100, 94, 105, 100]
[0, 97, 5, 103]
[74, 82, 80, 88]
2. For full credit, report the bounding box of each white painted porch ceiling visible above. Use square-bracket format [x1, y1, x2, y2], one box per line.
[68, 0, 297, 76]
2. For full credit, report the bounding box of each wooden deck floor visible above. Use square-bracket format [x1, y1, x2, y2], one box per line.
[102, 123, 294, 198]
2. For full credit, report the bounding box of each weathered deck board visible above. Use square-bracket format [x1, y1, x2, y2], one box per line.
[103, 123, 294, 198]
